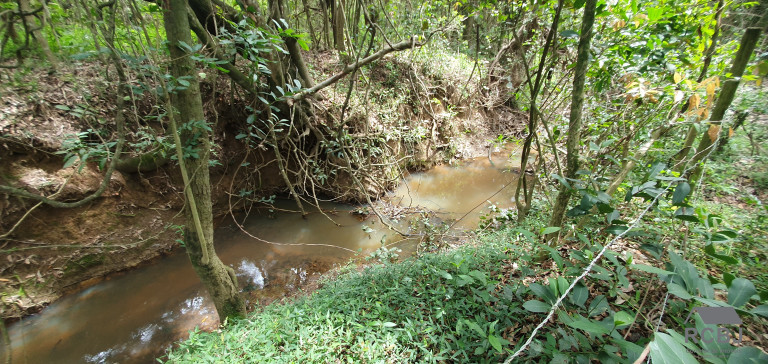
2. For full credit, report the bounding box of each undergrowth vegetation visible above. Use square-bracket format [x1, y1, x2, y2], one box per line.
[165, 199, 768, 363]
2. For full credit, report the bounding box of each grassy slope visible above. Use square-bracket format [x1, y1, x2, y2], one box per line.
[164, 236, 518, 363]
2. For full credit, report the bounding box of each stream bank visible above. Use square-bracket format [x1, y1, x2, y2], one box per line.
[2, 150, 521, 363]
[1, 50, 525, 320]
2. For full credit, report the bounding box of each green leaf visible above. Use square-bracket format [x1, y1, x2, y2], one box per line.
[566, 317, 611, 335]
[568, 284, 588, 308]
[630, 263, 674, 276]
[728, 278, 756, 307]
[647, 161, 666, 180]
[62, 155, 79, 169]
[751, 304, 768, 318]
[672, 182, 691, 205]
[560, 30, 579, 38]
[705, 244, 739, 265]
[488, 334, 503, 353]
[695, 315, 731, 363]
[382, 322, 397, 328]
[523, 300, 551, 313]
[465, 320, 485, 337]
[529, 283, 556, 303]
[728, 347, 768, 364]
[667, 283, 693, 300]
[573, 0, 585, 9]
[647, 7, 664, 23]
[606, 225, 628, 235]
[55, 104, 71, 111]
[613, 311, 635, 327]
[649, 332, 698, 364]
[436, 270, 453, 280]
[723, 272, 736, 287]
[715, 230, 738, 239]
[542, 226, 561, 235]
[674, 207, 701, 223]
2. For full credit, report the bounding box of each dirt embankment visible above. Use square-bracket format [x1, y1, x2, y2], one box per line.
[0, 52, 524, 321]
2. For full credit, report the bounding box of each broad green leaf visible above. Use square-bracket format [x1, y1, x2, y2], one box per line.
[715, 230, 738, 239]
[542, 226, 561, 235]
[723, 272, 735, 287]
[705, 244, 739, 265]
[613, 311, 635, 327]
[529, 283, 556, 303]
[62, 155, 79, 169]
[488, 334, 503, 353]
[523, 300, 551, 313]
[649, 332, 698, 364]
[436, 270, 453, 280]
[568, 284, 588, 308]
[672, 182, 691, 205]
[695, 315, 731, 363]
[668, 283, 693, 300]
[566, 317, 611, 335]
[674, 207, 701, 223]
[751, 304, 768, 318]
[465, 320, 484, 337]
[728, 278, 756, 307]
[606, 225, 628, 235]
[728, 346, 768, 364]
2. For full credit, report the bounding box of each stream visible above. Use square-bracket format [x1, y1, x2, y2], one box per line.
[2, 151, 519, 364]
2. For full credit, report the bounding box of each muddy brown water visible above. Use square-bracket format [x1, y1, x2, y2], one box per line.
[2, 151, 519, 364]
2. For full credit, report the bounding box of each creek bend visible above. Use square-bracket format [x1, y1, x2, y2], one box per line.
[2, 151, 520, 363]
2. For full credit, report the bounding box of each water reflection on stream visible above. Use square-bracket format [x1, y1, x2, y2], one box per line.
[2, 151, 518, 363]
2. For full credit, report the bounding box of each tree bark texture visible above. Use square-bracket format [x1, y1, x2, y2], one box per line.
[163, 0, 246, 322]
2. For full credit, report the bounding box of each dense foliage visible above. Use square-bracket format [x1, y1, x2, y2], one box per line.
[1, 0, 767, 362]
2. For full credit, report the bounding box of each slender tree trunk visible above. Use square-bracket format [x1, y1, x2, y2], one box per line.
[163, 0, 245, 323]
[673, 0, 726, 172]
[688, 27, 762, 186]
[301, 0, 317, 45]
[547, 0, 597, 236]
[514, 0, 563, 221]
[332, 0, 346, 52]
[321, 0, 331, 49]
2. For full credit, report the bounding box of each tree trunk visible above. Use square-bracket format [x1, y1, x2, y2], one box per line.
[547, 0, 597, 236]
[17, 0, 56, 65]
[321, 0, 331, 49]
[331, 0, 346, 52]
[163, 0, 245, 323]
[688, 27, 761, 186]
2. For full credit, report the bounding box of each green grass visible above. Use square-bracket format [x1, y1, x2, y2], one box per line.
[164, 237, 521, 363]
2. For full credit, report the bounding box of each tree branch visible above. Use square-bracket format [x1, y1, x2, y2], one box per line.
[287, 36, 423, 103]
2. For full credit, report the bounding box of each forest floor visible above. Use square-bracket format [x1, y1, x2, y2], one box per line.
[0, 48, 523, 320]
